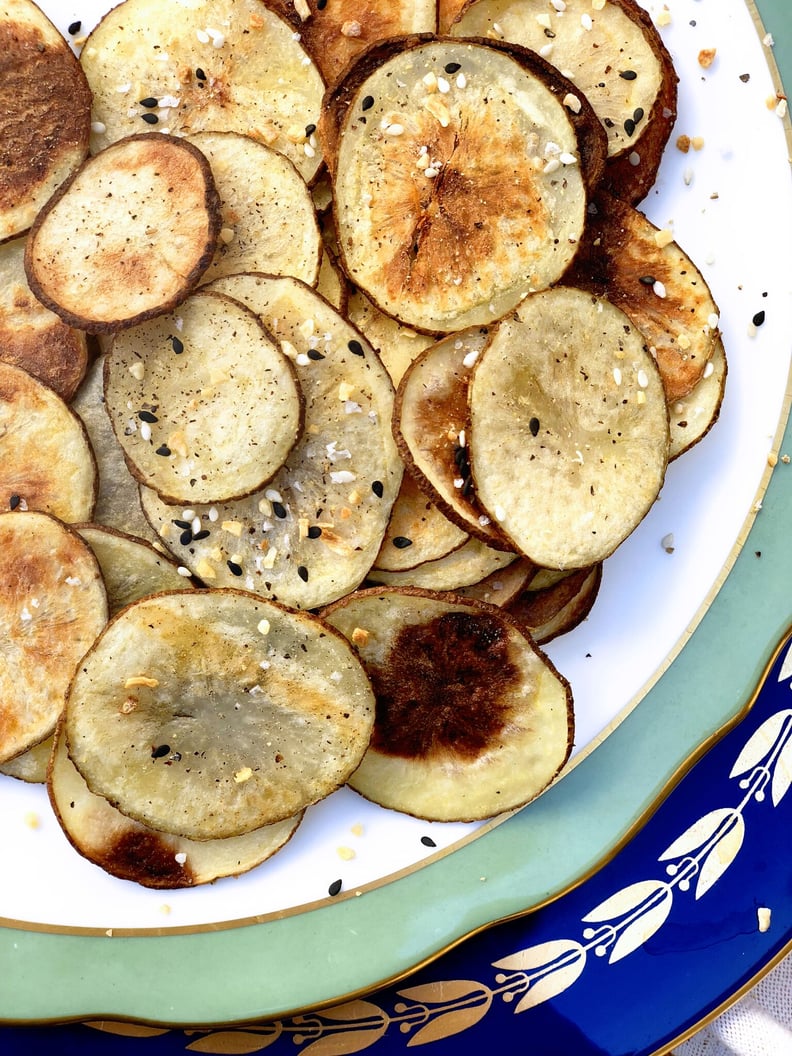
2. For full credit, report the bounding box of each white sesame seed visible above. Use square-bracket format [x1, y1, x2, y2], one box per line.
[385, 123, 405, 136]
[140, 422, 152, 442]
[581, 13, 593, 30]
[494, 505, 506, 521]
[177, 566, 192, 577]
[703, 361, 715, 379]
[653, 280, 667, 298]
[437, 76, 451, 94]
[462, 349, 480, 368]
[637, 369, 649, 388]
[265, 489, 283, 503]
[175, 852, 187, 864]
[456, 73, 467, 89]
[708, 312, 720, 329]
[559, 152, 578, 165]
[613, 367, 622, 385]
[196, 28, 210, 43]
[540, 43, 554, 58]
[91, 121, 107, 134]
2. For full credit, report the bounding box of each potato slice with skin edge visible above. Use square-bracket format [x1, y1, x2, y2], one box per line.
[669, 336, 727, 461]
[373, 472, 469, 573]
[322, 587, 573, 822]
[0, 510, 108, 765]
[48, 723, 302, 889]
[71, 355, 162, 546]
[80, 0, 326, 186]
[507, 564, 603, 645]
[452, 557, 537, 608]
[0, 733, 52, 784]
[324, 35, 605, 334]
[0, 237, 89, 402]
[566, 191, 721, 403]
[139, 273, 401, 611]
[468, 287, 670, 571]
[187, 132, 322, 289]
[366, 536, 517, 592]
[0, 0, 91, 242]
[395, 326, 511, 549]
[65, 589, 376, 840]
[450, 0, 678, 203]
[76, 524, 193, 616]
[266, 0, 437, 88]
[1, 524, 191, 784]
[0, 361, 97, 523]
[104, 289, 303, 506]
[24, 134, 222, 333]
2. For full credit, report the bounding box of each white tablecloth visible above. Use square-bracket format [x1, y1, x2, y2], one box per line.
[674, 953, 792, 1055]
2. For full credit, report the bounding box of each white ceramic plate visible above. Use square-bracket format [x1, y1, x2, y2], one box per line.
[1, 0, 790, 947]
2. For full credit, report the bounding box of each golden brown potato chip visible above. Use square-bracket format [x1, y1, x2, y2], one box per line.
[0, 0, 91, 241]
[0, 510, 108, 764]
[0, 361, 97, 522]
[0, 237, 88, 401]
[25, 134, 222, 332]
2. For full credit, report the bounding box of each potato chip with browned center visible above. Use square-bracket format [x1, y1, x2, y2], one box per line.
[323, 587, 573, 821]
[327, 38, 602, 333]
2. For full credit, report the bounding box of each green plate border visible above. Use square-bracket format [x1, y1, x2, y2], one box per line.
[2, 0, 791, 1027]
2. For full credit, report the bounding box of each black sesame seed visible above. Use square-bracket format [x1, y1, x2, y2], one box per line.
[623, 118, 636, 136]
[603, 117, 615, 129]
[372, 480, 384, 498]
[444, 62, 461, 73]
[138, 410, 158, 423]
[361, 95, 374, 111]
[454, 445, 467, 466]
[9, 494, 20, 510]
[180, 530, 193, 545]
[529, 416, 540, 437]
[328, 878, 342, 896]
[171, 335, 184, 354]
[392, 536, 413, 549]
[752, 310, 766, 327]
[633, 107, 645, 124]
[227, 560, 244, 577]
[620, 70, 638, 80]
[196, 67, 207, 80]
[348, 339, 365, 356]
[639, 275, 656, 286]
[297, 565, 309, 582]
[141, 112, 159, 125]
[155, 444, 171, 456]
[307, 525, 322, 539]
[272, 501, 287, 519]
[139, 97, 159, 108]
[68, 20, 82, 34]
[317, 0, 327, 8]
[461, 476, 473, 496]
[173, 519, 192, 530]
[152, 744, 170, 759]
[305, 123, 317, 136]
[307, 348, 326, 360]
[420, 836, 437, 847]
[193, 530, 210, 541]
